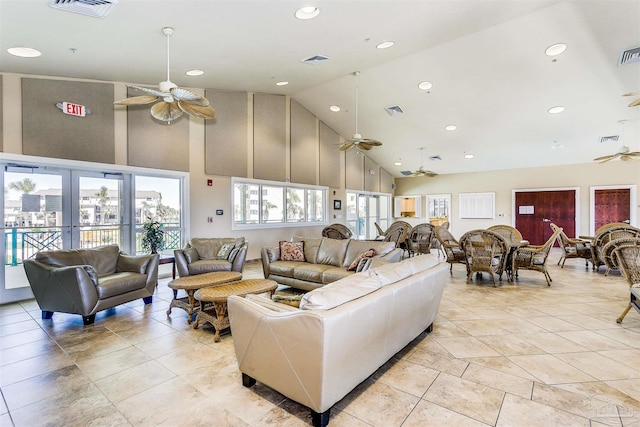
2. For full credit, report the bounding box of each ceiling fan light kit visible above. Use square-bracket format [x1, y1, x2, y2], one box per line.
[114, 27, 216, 124]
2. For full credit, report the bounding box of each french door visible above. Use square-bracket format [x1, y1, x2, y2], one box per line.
[514, 188, 579, 245]
[590, 185, 635, 234]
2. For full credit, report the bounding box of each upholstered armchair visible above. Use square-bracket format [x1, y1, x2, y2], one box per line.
[174, 237, 248, 277]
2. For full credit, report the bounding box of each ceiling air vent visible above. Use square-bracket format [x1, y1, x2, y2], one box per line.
[619, 47, 640, 66]
[385, 105, 404, 116]
[599, 135, 620, 143]
[300, 54, 331, 65]
[48, 0, 119, 19]
[429, 155, 442, 161]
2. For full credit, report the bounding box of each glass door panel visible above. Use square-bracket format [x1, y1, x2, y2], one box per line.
[2, 167, 70, 296]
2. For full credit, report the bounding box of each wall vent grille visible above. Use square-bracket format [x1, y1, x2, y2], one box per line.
[385, 105, 404, 116]
[619, 47, 640, 66]
[300, 54, 331, 65]
[599, 135, 620, 143]
[49, 0, 119, 19]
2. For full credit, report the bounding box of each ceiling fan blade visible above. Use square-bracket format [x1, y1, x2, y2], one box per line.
[628, 98, 640, 107]
[622, 91, 640, 97]
[171, 87, 210, 106]
[339, 142, 354, 151]
[357, 142, 373, 150]
[114, 95, 159, 106]
[359, 138, 382, 146]
[620, 155, 633, 161]
[627, 152, 640, 157]
[151, 101, 183, 122]
[129, 85, 169, 98]
[178, 101, 216, 119]
[593, 154, 617, 163]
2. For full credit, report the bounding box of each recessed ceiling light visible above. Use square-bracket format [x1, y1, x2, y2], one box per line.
[418, 81, 433, 91]
[275, 81, 289, 86]
[295, 6, 320, 20]
[394, 160, 402, 166]
[185, 69, 204, 76]
[548, 106, 565, 114]
[551, 141, 564, 150]
[7, 47, 41, 58]
[329, 105, 341, 112]
[545, 43, 567, 56]
[445, 125, 457, 131]
[464, 153, 474, 159]
[376, 41, 394, 49]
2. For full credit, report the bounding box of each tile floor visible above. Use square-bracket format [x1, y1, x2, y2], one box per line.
[1, 251, 640, 426]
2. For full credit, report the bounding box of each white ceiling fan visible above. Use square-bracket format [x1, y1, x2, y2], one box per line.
[114, 27, 216, 123]
[400, 148, 439, 177]
[338, 71, 382, 151]
[593, 145, 640, 163]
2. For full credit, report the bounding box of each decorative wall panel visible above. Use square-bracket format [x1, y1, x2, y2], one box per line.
[253, 93, 286, 181]
[364, 156, 380, 192]
[319, 121, 340, 188]
[205, 89, 248, 177]
[22, 78, 114, 163]
[380, 167, 393, 194]
[345, 149, 364, 190]
[126, 87, 189, 171]
[290, 100, 316, 185]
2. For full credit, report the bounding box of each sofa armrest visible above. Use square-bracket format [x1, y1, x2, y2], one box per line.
[245, 294, 299, 312]
[260, 247, 279, 279]
[377, 248, 402, 263]
[231, 243, 249, 272]
[23, 260, 100, 316]
[174, 248, 190, 277]
[144, 254, 160, 292]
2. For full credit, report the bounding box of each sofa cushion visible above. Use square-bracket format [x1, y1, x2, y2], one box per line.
[322, 267, 354, 283]
[343, 240, 395, 269]
[316, 238, 349, 267]
[183, 247, 199, 264]
[294, 264, 334, 283]
[293, 237, 323, 264]
[347, 249, 376, 271]
[188, 259, 232, 275]
[299, 272, 381, 310]
[117, 254, 151, 274]
[269, 260, 307, 277]
[279, 241, 305, 262]
[35, 244, 119, 277]
[96, 272, 147, 299]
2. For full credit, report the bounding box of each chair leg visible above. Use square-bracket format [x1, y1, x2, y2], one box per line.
[82, 314, 96, 325]
[42, 311, 53, 320]
[617, 303, 632, 323]
[311, 409, 331, 427]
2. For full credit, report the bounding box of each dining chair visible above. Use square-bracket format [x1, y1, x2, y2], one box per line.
[550, 223, 593, 269]
[511, 226, 562, 286]
[459, 229, 510, 286]
[614, 238, 640, 323]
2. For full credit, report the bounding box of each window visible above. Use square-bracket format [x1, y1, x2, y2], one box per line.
[232, 178, 327, 229]
[346, 191, 392, 239]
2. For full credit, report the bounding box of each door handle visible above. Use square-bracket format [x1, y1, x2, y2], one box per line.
[543, 218, 551, 223]
[623, 219, 631, 224]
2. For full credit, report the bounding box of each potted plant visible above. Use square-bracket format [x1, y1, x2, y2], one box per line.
[141, 217, 165, 254]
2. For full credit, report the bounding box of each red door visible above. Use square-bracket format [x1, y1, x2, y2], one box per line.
[594, 188, 631, 231]
[515, 190, 576, 245]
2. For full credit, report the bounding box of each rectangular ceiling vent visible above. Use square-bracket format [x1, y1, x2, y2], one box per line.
[385, 105, 405, 116]
[48, 0, 119, 19]
[300, 54, 331, 65]
[619, 47, 640, 66]
[599, 135, 620, 143]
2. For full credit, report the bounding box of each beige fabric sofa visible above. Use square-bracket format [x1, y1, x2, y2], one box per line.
[174, 237, 248, 277]
[261, 237, 402, 291]
[228, 255, 448, 427]
[24, 244, 159, 325]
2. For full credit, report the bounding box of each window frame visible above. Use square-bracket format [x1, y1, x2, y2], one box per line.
[231, 177, 328, 230]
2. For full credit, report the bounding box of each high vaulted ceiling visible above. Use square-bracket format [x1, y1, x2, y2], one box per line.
[1, 0, 639, 177]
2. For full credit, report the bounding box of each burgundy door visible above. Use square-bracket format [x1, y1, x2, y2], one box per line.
[594, 188, 631, 232]
[515, 190, 576, 245]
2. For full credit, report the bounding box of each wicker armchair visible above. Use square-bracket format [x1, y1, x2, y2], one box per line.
[602, 235, 640, 276]
[613, 238, 640, 323]
[380, 221, 412, 249]
[511, 226, 562, 286]
[487, 225, 523, 244]
[406, 223, 435, 257]
[592, 224, 640, 274]
[550, 223, 593, 269]
[459, 229, 510, 286]
[321, 223, 353, 240]
[435, 226, 466, 274]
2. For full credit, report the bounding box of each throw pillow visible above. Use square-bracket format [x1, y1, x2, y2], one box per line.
[272, 293, 303, 308]
[279, 241, 305, 262]
[227, 247, 240, 263]
[183, 247, 199, 264]
[347, 248, 377, 271]
[216, 243, 235, 260]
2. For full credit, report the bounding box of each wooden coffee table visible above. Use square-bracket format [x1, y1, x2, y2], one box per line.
[166, 271, 242, 323]
[193, 279, 278, 342]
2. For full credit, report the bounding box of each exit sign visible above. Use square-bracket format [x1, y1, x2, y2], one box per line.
[56, 102, 91, 117]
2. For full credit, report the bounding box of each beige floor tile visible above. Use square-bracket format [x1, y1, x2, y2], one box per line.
[462, 357, 539, 381]
[604, 378, 640, 402]
[557, 330, 631, 351]
[516, 331, 590, 353]
[508, 354, 597, 384]
[0, 327, 49, 351]
[336, 379, 420, 426]
[525, 315, 585, 332]
[557, 314, 620, 330]
[476, 335, 545, 356]
[595, 328, 640, 348]
[462, 363, 533, 399]
[496, 393, 590, 426]
[427, 319, 470, 337]
[372, 358, 439, 397]
[423, 372, 504, 425]
[75, 345, 150, 381]
[155, 340, 227, 376]
[403, 399, 490, 426]
[434, 336, 500, 358]
[555, 351, 640, 381]
[94, 359, 176, 403]
[0, 349, 75, 387]
[531, 382, 612, 419]
[407, 348, 468, 377]
[0, 337, 59, 367]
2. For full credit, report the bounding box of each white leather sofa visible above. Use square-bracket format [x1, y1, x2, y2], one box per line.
[228, 255, 448, 427]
